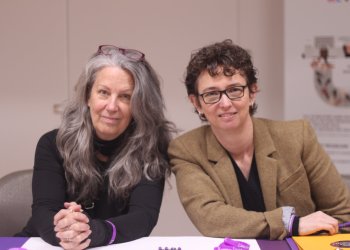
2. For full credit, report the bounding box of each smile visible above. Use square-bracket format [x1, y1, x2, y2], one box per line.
[218, 112, 237, 117]
[102, 116, 120, 123]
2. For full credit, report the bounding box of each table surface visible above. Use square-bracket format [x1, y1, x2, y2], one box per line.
[0, 236, 291, 250]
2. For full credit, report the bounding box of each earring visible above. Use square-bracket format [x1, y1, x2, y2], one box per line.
[198, 112, 206, 120]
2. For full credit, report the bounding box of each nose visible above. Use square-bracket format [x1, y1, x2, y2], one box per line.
[218, 93, 232, 107]
[106, 96, 119, 111]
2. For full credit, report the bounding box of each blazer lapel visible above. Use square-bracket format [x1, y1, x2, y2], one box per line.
[253, 118, 279, 211]
[206, 127, 243, 207]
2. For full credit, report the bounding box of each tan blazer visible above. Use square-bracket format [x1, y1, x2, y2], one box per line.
[168, 118, 350, 239]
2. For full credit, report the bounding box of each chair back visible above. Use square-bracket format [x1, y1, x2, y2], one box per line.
[0, 169, 33, 236]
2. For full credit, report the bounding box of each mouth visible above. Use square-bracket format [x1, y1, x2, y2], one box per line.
[102, 116, 120, 123]
[218, 112, 237, 118]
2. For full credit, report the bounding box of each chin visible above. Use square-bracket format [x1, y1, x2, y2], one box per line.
[97, 131, 120, 141]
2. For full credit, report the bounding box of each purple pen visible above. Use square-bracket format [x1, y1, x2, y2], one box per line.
[339, 222, 350, 228]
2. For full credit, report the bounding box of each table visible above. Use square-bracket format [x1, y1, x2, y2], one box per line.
[0, 236, 291, 250]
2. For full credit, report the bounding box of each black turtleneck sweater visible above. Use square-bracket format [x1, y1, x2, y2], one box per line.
[16, 129, 165, 247]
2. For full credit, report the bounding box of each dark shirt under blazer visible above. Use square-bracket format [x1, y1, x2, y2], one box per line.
[168, 118, 350, 240]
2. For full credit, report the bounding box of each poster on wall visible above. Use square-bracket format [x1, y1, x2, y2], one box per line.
[284, 0, 350, 174]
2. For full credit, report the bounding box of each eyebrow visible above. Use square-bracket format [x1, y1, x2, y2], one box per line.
[201, 83, 244, 93]
[95, 84, 134, 92]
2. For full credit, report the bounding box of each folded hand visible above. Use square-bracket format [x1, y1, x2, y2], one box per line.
[54, 202, 91, 250]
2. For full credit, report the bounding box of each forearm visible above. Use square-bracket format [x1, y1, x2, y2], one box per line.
[31, 207, 60, 246]
[183, 198, 287, 240]
[89, 178, 163, 246]
[87, 209, 158, 247]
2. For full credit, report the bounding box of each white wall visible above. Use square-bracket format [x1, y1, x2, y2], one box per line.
[0, 0, 283, 236]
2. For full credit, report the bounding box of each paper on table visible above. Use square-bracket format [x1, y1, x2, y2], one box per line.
[22, 237, 61, 250]
[92, 236, 261, 250]
[22, 236, 261, 250]
[292, 233, 350, 250]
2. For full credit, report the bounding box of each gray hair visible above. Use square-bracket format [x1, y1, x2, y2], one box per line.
[56, 51, 175, 201]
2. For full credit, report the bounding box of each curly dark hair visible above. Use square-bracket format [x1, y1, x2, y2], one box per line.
[184, 39, 258, 119]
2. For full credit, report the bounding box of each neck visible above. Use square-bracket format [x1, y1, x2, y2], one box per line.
[213, 117, 255, 180]
[93, 120, 135, 159]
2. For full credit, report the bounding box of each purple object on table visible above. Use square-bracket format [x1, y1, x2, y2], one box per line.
[285, 237, 300, 250]
[256, 239, 291, 250]
[339, 221, 350, 228]
[214, 238, 292, 250]
[214, 237, 250, 250]
[0, 237, 28, 250]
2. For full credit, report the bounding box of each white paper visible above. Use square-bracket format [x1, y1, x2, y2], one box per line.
[22, 236, 261, 250]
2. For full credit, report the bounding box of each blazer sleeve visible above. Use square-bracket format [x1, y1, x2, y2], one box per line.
[301, 120, 350, 222]
[168, 136, 287, 240]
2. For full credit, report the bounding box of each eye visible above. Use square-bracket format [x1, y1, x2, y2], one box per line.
[203, 91, 220, 98]
[119, 93, 132, 102]
[227, 86, 243, 94]
[97, 89, 109, 96]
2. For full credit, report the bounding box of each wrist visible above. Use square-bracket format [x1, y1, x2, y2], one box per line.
[105, 220, 116, 244]
[292, 216, 300, 236]
[282, 206, 296, 236]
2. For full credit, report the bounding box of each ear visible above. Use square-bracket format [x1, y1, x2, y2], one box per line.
[249, 83, 258, 105]
[188, 94, 202, 113]
[87, 97, 91, 108]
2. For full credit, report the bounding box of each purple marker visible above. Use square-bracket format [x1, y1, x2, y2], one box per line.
[339, 221, 350, 229]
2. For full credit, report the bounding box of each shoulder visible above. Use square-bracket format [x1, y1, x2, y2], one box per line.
[35, 129, 60, 159]
[169, 125, 210, 150]
[171, 125, 210, 143]
[253, 117, 312, 136]
[37, 129, 59, 147]
[253, 118, 316, 153]
[168, 125, 215, 161]
[34, 129, 63, 172]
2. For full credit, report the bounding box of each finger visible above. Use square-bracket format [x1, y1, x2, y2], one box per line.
[75, 229, 92, 244]
[56, 228, 88, 243]
[60, 239, 91, 250]
[64, 202, 82, 212]
[59, 230, 91, 250]
[55, 214, 89, 233]
[64, 201, 78, 208]
[55, 215, 76, 232]
[56, 229, 78, 241]
[70, 221, 90, 232]
[71, 211, 89, 223]
[54, 209, 74, 226]
[57, 221, 90, 235]
[327, 223, 338, 235]
[77, 239, 91, 250]
[59, 240, 79, 250]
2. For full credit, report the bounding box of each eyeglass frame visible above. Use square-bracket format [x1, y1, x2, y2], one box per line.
[198, 85, 248, 104]
[97, 45, 145, 61]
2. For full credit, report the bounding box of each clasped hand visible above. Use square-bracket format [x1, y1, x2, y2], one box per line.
[54, 202, 91, 250]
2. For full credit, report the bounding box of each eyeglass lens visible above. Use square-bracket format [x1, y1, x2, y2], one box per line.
[202, 86, 246, 103]
[99, 45, 144, 61]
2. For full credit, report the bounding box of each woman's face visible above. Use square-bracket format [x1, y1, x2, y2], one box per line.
[88, 66, 134, 141]
[190, 69, 256, 133]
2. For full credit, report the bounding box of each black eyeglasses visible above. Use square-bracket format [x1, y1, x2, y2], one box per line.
[97, 45, 145, 61]
[198, 85, 248, 104]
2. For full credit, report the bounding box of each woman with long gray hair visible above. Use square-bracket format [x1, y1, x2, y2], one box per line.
[17, 45, 176, 249]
